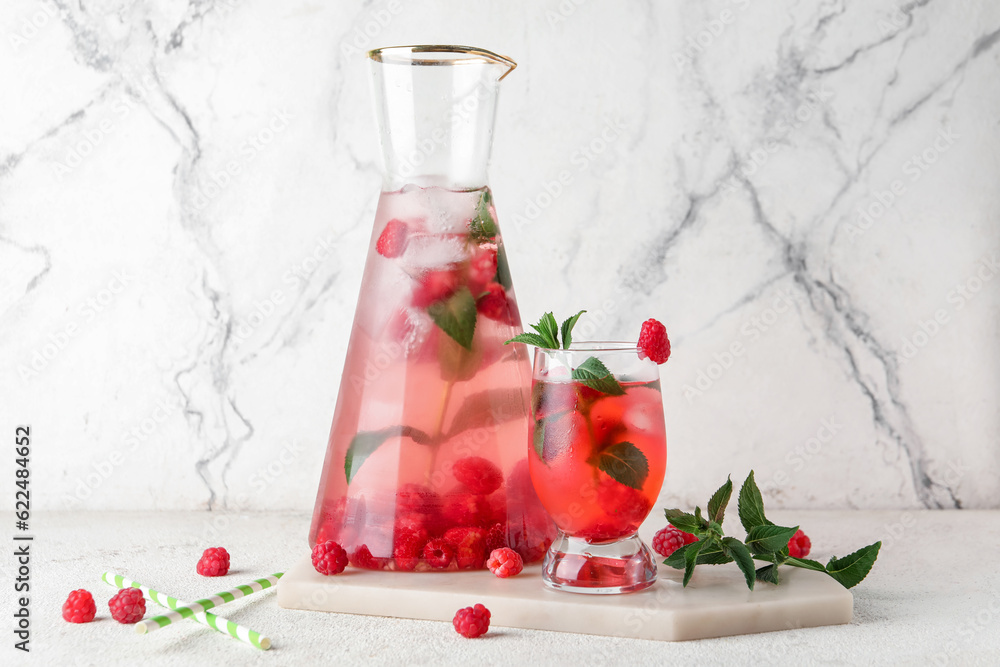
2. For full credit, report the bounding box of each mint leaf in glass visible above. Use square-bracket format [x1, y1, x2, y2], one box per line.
[468, 190, 497, 242]
[571, 356, 626, 396]
[345, 426, 430, 483]
[595, 441, 649, 490]
[428, 286, 476, 350]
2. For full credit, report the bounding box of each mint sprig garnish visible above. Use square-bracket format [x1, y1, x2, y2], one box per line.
[506, 310, 626, 397]
[506, 310, 585, 350]
[662, 471, 882, 590]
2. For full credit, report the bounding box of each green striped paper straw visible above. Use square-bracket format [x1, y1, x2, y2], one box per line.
[101, 572, 279, 650]
[134, 573, 282, 646]
[101, 573, 262, 649]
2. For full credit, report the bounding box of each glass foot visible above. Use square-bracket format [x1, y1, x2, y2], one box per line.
[542, 532, 657, 594]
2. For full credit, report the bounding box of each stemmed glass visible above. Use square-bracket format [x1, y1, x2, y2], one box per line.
[529, 343, 666, 593]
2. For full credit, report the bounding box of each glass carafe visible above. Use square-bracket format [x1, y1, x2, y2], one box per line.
[309, 45, 556, 571]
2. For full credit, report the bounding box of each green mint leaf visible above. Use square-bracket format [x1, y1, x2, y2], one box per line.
[824, 542, 882, 589]
[571, 356, 626, 396]
[595, 441, 648, 490]
[505, 332, 549, 347]
[783, 556, 827, 573]
[664, 540, 732, 568]
[529, 311, 560, 348]
[745, 524, 800, 555]
[428, 287, 477, 350]
[707, 475, 733, 524]
[345, 426, 430, 483]
[445, 388, 525, 439]
[663, 542, 696, 569]
[694, 540, 733, 565]
[495, 244, 513, 290]
[682, 540, 704, 587]
[532, 418, 546, 460]
[755, 563, 780, 585]
[738, 470, 772, 533]
[559, 310, 586, 349]
[468, 190, 496, 242]
[721, 536, 756, 591]
[663, 508, 702, 535]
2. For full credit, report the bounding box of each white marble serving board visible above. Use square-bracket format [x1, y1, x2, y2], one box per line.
[277, 554, 852, 642]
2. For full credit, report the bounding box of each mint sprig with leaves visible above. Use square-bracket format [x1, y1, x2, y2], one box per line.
[505, 310, 625, 396]
[663, 471, 881, 590]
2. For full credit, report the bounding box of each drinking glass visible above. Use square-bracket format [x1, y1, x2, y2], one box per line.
[529, 343, 666, 593]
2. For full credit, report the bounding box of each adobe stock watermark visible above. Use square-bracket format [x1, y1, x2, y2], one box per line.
[230, 232, 339, 348]
[17, 270, 135, 383]
[7, 1, 58, 52]
[845, 126, 959, 242]
[509, 117, 626, 233]
[339, 0, 403, 57]
[682, 287, 796, 402]
[672, 0, 753, 71]
[721, 83, 835, 194]
[545, 0, 592, 28]
[60, 390, 185, 508]
[898, 253, 999, 364]
[192, 108, 293, 210]
[196, 440, 306, 543]
[758, 415, 844, 497]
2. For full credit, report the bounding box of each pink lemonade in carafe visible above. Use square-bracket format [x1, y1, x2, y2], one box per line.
[308, 46, 553, 570]
[309, 185, 555, 570]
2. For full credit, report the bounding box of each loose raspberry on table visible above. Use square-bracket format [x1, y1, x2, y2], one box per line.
[453, 456, 503, 495]
[412, 269, 459, 307]
[376, 218, 409, 258]
[311, 540, 348, 576]
[423, 538, 455, 570]
[476, 283, 509, 321]
[487, 547, 523, 578]
[453, 603, 491, 638]
[393, 529, 428, 571]
[637, 318, 671, 364]
[484, 523, 507, 554]
[652, 526, 699, 557]
[196, 547, 230, 577]
[108, 588, 145, 624]
[787, 529, 811, 558]
[62, 589, 96, 624]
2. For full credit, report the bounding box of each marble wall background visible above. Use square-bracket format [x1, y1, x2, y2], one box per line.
[2, 0, 998, 513]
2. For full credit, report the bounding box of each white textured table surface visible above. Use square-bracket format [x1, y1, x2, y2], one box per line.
[3, 510, 998, 666]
